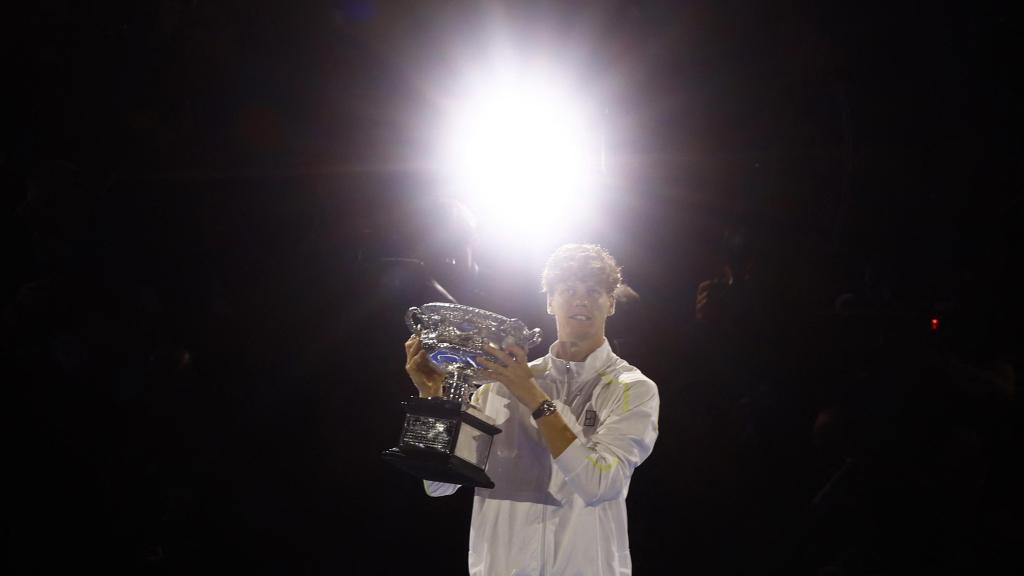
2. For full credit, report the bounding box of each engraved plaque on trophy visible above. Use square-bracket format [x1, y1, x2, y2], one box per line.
[381, 303, 542, 488]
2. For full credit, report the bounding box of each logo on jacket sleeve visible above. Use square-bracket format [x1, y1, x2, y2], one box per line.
[583, 409, 597, 427]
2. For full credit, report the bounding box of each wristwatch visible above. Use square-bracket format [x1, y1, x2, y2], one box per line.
[531, 399, 558, 420]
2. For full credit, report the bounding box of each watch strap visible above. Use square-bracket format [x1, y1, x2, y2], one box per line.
[531, 399, 557, 420]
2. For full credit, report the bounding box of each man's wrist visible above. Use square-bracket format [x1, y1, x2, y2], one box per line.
[512, 379, 546, 408]
[419, 384, 442, 398]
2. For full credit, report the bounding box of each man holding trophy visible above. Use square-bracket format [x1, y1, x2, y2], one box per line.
[403, 244, 660, 575]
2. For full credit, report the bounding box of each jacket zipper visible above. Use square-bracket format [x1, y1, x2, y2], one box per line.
[540, 503, 546, 576]
[541, 360, 572, 575]
[564, 360, 574, 405]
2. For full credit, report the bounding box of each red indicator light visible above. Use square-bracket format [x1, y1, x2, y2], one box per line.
[930, 317, 939, 331]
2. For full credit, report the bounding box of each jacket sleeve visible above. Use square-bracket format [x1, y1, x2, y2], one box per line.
[553, 373, 659, 506]
[423, 480, 460, 497]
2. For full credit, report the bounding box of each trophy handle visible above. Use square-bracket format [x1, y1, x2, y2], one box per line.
[405, 307, 423, 333]
[526, 328, 543, 348]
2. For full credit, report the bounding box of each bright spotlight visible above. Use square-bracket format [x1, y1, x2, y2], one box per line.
[438, 62, 604, 241]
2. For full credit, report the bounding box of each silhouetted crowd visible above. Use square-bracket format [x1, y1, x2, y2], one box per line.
[668, 222, 1022, 575]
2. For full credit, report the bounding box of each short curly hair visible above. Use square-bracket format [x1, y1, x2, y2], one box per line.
[541, 243, 626, 298]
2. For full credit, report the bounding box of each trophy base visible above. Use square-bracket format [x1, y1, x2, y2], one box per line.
[382, 397, 500, 489]
[381, 448, 495, 489]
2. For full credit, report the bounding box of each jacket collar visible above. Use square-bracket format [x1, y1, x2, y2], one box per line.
[544, 338, 616, 384]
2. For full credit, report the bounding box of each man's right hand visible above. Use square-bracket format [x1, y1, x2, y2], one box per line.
[405, 335, 444, 398]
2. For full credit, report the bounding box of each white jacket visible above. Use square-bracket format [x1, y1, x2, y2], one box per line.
[425, 339, 660, 576]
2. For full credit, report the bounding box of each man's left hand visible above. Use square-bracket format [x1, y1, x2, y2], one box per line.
[477, 343, 548, 409]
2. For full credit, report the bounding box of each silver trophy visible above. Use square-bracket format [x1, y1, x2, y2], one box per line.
[381, 302, 543, 488]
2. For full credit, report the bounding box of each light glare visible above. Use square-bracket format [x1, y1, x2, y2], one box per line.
[439, 64, 602, 239]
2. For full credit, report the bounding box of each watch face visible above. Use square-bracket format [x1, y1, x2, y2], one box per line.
[534, 400, 556, 419]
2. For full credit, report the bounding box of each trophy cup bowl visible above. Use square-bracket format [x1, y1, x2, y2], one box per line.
[381, 303, 543, 488]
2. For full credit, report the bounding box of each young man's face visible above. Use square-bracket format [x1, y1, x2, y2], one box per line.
[547, 279, 616, 343]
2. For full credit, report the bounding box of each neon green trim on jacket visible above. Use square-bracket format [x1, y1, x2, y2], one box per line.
[586, 454, 618, 472]
[597, 370, 631, 413]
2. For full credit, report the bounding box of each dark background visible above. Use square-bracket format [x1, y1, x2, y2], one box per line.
[3, 1, 1020, 574]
